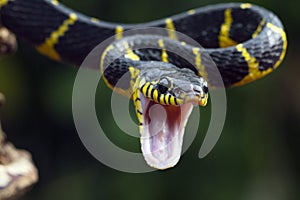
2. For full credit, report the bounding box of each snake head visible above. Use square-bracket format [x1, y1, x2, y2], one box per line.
[138, 62, 209, 107]
[132, 62, 209, 169]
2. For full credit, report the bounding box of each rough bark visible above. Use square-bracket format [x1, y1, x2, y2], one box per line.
[0, 93, 38, 200]
[0, 25, 17, 56]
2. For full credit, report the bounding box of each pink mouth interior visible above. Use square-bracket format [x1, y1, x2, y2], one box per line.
[139, 92, 194, 169]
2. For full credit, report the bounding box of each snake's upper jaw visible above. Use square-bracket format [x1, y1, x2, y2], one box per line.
[138, 91, 194, 170]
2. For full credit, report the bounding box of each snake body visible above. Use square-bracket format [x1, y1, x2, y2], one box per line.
[0, 0, 287, 169]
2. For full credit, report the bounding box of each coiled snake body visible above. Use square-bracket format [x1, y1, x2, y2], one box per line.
[0, 0, 287, 169]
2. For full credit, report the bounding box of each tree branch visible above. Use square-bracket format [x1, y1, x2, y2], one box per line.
[0, 93, 38, 200]
[0, 24, 17, 56]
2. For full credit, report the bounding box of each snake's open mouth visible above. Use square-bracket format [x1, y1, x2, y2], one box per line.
[139, 91, 194, 169]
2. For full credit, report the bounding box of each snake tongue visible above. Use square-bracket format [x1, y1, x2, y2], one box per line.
[139, 92, 194, 169]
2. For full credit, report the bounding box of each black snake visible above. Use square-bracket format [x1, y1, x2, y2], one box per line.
[0, 0, 287, 169]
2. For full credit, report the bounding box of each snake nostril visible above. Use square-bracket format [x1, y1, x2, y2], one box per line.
[202, 85, 209, 94]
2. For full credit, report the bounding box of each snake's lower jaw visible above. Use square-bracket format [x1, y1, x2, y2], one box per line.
[139, 92, 194, 170]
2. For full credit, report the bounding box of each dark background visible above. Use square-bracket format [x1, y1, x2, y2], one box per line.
[0, 0, 299, 199]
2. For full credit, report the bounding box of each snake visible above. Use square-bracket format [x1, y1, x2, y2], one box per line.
[0, 0, 287, 169]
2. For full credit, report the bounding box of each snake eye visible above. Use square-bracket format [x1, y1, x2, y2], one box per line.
[157, 78, 170, 94]
[157, 84, 168, 94]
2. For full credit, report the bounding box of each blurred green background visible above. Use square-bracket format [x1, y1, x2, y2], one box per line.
[0, 0, 299, 199]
